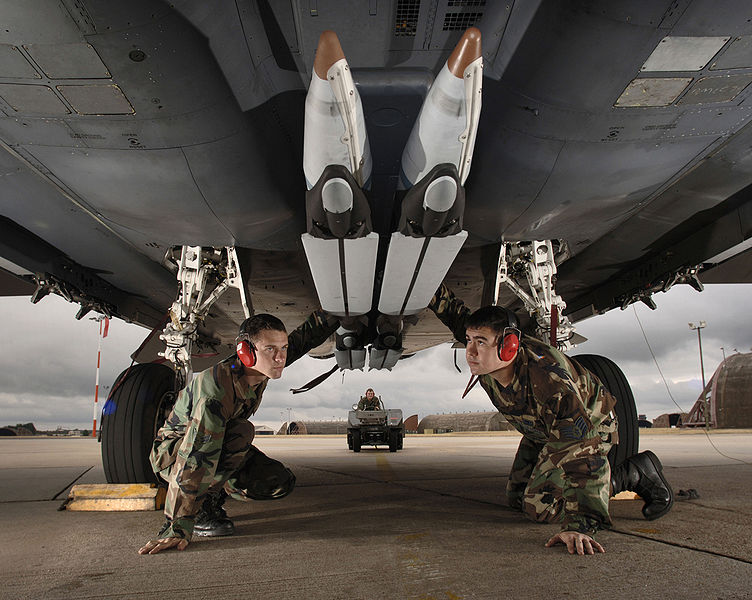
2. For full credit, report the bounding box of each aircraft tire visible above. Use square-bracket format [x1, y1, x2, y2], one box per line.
[101, 363, 176, 483]
[571, 354, 638, 468]
[388, 429, 399, 452]
[352, 429, 361, 452]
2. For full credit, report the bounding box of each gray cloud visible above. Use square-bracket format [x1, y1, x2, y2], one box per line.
[0, 295, 148, 429]
[573, 284, 751, 417]
[1, 283, 750, 430]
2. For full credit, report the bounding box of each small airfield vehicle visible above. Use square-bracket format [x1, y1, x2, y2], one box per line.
[347, 397, 404, 453]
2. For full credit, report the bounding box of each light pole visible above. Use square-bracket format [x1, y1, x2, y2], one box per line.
[688, 321, 707, 426]
[720, 347, 726, 362]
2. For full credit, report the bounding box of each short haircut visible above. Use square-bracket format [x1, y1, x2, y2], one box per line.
[465, 306, 520, 340]
[238, 314, 286, 342]
[366, 388, 374, 393]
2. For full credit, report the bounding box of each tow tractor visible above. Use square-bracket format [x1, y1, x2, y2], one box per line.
[346, 397, 404, 452]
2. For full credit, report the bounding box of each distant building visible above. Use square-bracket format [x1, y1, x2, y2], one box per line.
[0, 423, 36, 436]
[418, 412, 515, 433]
[683, 352, 752, 428]
[653, 413, 687, 428]
[404, 414, 419, 433]
[283, 420, 348, 434]
[38, 427, 89, 436]
[255, 425, 275, 435]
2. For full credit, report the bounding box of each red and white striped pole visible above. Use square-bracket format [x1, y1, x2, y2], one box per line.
[92, 317, 109, 437]
[92, 319, 102, 437]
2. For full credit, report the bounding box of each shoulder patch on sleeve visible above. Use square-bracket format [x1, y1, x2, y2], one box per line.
[559, 415, 590, 441]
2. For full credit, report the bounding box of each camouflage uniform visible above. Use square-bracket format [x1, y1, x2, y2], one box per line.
[430, 285, 617, 536]
[150, 310, 336, 540]
[357, 396, 380, 410]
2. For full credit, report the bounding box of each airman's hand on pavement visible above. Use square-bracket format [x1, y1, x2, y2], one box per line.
[545, 531, 605, 555]
[138, 537, 189, 555]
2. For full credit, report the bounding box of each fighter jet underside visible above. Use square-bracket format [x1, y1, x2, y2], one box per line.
[1, 2, 751, 479]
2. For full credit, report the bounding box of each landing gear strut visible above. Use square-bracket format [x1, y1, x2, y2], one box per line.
[495, 240, 574, 349]
[160, 245, 251, 389]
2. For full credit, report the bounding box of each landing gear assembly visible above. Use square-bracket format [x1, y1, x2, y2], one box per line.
[497, 240, 639, 468]
[100, 245, 250, 483]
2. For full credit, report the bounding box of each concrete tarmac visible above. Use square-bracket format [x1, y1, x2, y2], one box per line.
[1, 431, 750, 600]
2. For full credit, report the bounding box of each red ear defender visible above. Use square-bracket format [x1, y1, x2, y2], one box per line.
[236, 339, 257, 368]
[497, 328, 520, 362]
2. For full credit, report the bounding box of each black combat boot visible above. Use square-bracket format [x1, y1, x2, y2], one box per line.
[194, 489, 235, 537]
[611, 450, 674, 520]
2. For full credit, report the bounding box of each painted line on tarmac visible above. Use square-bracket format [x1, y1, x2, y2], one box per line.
[397, 531, 467, 599]
[376, 454, 396, 482]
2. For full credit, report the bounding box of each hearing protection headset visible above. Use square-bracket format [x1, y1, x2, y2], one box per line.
[497, 327, 521, 362]
[235, 313, 288, 371]
[236, 334, 257, 368]
[462, 332, 518, 399]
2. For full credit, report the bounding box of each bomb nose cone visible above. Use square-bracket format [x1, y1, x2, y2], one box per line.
[314, 30, 347, 79]
[447, 27, 482, 78]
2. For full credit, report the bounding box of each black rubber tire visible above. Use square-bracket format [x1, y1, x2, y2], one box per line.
[388, 429, 399, 452]
[398, 432, 404, 450]
[352, 429, 361, 453]
[571, 354, 638, 468]
[347, 430, 353, 449]
[101, 363, 176, 483]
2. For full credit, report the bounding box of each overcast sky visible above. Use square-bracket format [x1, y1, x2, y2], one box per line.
[1, 283, 750, 431]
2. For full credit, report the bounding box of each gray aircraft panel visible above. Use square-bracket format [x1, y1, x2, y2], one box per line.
[25, 145, 235, 246]
[2, 0, 752, 346]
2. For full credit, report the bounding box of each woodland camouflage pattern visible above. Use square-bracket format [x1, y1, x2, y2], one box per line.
[357, 396, 381, 410]
[150, 309, 336, 540]
[430, 284, 617, 535]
